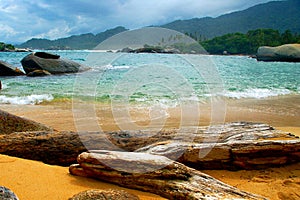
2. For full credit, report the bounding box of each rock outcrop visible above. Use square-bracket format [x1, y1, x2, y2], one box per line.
[69, 151, 266, 200]
[0, 60, 25, 76]
[21, 52, 88, 75]
[68, 189, 139, 200]
[118, 46, 181, 54]
[0, 109, 53, 134]
[0, 121, 299, 169]
[257, 43, 300, 62]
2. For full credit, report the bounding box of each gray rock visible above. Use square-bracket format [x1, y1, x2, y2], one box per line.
[0, 186, 19, 200]
[68, 189, 139, 200]
[21, 52, 88, 74]
[0, 109, 53, 135]
[0, 60, 25, 76]
[257, 44, 300, 62]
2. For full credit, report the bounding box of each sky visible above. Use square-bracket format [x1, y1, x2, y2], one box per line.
[0, 0, 279, 44]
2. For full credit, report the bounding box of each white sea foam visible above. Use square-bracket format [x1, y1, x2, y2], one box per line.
[224, 88, 291, 99]
[0, 83, 8, 90]
[106, 64, 131, 70]
[0, 94, 54, 105]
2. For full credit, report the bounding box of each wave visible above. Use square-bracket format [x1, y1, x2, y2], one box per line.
[104, 64, 131, 70]
[223, 88, 291, 99]
[0, 94, 54, 105]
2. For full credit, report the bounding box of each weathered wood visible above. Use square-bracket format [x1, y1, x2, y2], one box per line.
[0, 131, 120, 166]
[69, 150, 267, 200]
[0, 121, 299, 168]
[137, 139, 300, 170]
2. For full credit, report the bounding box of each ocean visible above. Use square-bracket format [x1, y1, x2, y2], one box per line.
[0, 51, 299, 106]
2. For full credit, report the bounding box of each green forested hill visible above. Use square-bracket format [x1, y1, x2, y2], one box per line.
[18, 26, 128, 50]
[200, 29, 300, 55]
[161, 0, 300, 40]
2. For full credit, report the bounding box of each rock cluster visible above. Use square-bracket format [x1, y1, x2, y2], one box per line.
[119, 46, 181, 54]
[257, 43, 300, 62]
[0, 51, 88, 77]
[21, 52, 87, 75]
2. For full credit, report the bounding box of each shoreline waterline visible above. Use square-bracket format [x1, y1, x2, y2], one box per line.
[1, 94, 299, 134]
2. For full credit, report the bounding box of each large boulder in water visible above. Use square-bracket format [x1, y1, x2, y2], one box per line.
[0, 60, 25, 76]
[256, 44, 300, 62]
[21, 52, 88, 74]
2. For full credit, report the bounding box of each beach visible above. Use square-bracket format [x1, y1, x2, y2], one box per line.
[0, 94, 299, 200]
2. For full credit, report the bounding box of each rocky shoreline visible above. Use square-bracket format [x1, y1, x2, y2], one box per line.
[1, 109, 300, 199]
[0, 51, 88, 77]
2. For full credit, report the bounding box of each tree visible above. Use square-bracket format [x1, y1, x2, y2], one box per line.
[281, 30, 295, 44]
[0, 42, 15, 51]
[200, 28, 299, 55]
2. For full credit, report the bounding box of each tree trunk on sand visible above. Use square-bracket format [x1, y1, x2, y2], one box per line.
[69, 150, 267, 200]
[0, 122, 299, 168]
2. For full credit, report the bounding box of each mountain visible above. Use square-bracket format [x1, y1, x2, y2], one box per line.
[18, 26, 128, 50]
[161, 0, 300, 40]
[19, 0, 300, 50]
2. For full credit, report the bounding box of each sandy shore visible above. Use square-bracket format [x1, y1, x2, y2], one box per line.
[0, 94, 299, 200]
[0, 154, 165, 200]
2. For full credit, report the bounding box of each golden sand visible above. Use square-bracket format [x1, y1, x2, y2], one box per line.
[0, 154, 165, 200]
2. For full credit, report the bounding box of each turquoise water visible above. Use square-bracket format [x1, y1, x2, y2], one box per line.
[0, 51, 299, 105]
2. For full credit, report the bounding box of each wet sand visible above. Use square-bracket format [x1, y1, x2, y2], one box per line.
[1, 94, 299, 133]
[0, 94, 299, 200]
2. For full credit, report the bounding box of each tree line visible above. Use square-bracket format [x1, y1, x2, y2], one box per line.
[193, 29, 300, 55]
[0, 42, 15, 51]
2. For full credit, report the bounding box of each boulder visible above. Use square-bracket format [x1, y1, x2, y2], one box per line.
[0, 60, 25, 76]
[69, 151, 266, 200]
[21, 52, 88, 74]
[0, 186, 19, 200]
[27, 69, 51, 77]
[68, 189, 139, 200]
[0, 109, 53, 135]
[257, 43, 300, 62]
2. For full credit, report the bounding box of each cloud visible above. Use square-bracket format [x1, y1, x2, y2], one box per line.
[0, 0, 276, 43]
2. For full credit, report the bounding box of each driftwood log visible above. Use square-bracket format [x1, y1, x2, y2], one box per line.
[69, 150, 267, 200]
[1, 121, 300, 168]
[0, 121, 299, 169]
